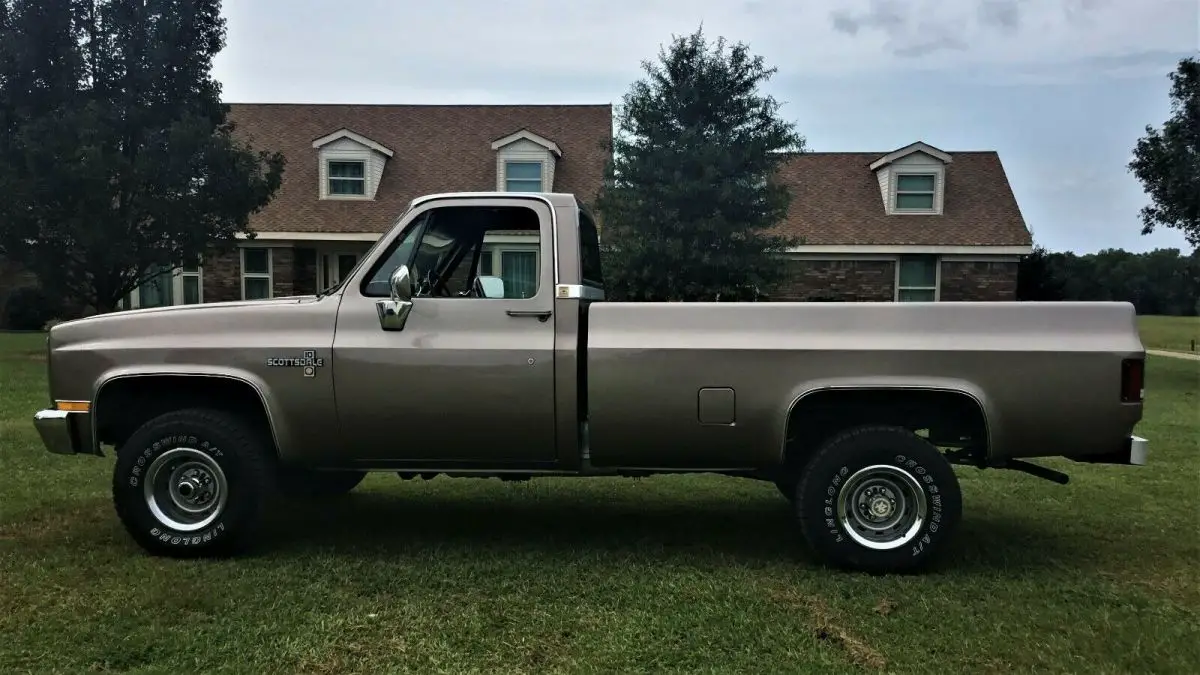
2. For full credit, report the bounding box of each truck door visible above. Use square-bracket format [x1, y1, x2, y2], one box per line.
[331, 197, 558, 464]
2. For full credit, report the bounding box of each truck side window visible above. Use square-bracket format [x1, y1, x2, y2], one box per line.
[361, 204, 542, 299]
[579, 209, 604, 290]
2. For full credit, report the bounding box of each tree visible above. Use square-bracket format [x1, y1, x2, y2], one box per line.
[594, 27, 805, 302]
[0, 0, 284, 314]
[1016, 245, 1065, 301]
[1129, 57, 1200, 248]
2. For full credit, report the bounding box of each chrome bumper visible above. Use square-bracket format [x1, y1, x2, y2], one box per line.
[33, 409, 84, 455]
[1128, 435, 1148, 466]
[1071, 434, 1148, 466]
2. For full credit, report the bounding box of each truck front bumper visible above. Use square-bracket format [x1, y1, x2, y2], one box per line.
[33, 409, 93, 456]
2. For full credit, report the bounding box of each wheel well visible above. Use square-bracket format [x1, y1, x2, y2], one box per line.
[783, 389, 988, 470]
[94, 375, 276, 452]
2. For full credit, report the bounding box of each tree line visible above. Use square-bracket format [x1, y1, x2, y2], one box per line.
[1018, 246, 1199, 316]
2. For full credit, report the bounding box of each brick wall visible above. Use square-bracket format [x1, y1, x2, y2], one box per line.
[271, 247, 295, 297]
[201, 246, 299, 302]
[202, 251, 241, 303]
[771, 259, 895, 302]
[939, 260, 1018, 301]
[293, 247, 317, 295]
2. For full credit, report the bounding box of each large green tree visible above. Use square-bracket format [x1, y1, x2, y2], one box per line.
[594, 28, 805, 302]
[1129, 57, 1200, 248]
[0, 0, 284, 314]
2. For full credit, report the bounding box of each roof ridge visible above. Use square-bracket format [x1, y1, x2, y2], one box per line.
[783, 150, 1001, 155]
[225, 102, 613, 108]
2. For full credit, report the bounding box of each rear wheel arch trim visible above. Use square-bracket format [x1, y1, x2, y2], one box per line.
[778, 383, 993, 464]
[91, 371, 282, 457]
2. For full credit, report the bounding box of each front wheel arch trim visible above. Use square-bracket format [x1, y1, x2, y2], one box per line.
[91, 371, 282, 458]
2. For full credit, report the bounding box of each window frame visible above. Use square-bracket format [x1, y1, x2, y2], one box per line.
[478, 244, 541, 299]
[895, 254, 940, 302]
[893, 172, 937, 213]
[241, 247, 274, 300]
[327, 159, 367, 197]
[504, 160, 544, 192]
[179, 261, 203, 305]
[119, 263, 204, 309]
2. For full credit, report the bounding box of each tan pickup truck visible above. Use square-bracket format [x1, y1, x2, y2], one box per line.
[32, 191, 1149, 573]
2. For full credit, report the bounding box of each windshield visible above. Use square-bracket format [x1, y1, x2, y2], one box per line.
[315, 209, 412, 298]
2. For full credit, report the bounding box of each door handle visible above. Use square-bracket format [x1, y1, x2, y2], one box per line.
[506, 310, 552, 322]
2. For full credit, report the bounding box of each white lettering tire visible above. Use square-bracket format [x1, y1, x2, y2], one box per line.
[793, 425, 963, 574]
[111, 408, 274, 557]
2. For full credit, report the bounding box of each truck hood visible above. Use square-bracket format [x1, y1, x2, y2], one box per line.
[48, 295, 333, 348]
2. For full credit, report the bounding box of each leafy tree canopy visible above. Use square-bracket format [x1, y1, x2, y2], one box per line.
[1129, 57, 1200, 248]
[594, 27, 805, 302]
[0, 0, 284, 313]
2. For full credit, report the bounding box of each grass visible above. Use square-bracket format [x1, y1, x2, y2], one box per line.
[1138, 314, 1200, 353]
[1, 331, 1198, 674]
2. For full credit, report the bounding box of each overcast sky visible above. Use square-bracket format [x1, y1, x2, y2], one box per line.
[211, 0, 1198, 254]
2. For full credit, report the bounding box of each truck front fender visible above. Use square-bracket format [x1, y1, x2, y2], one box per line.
[91, 366, 285, 459]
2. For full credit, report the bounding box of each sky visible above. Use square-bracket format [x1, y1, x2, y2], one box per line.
[211, 0, 1199, 255]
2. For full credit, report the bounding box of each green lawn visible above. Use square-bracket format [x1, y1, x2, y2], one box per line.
[1, 332, 1198, 674]
[1138, 314, 1200, 353]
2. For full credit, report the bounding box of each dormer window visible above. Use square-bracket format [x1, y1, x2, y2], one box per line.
[870, 141, 951, 216]
[492, 128, 562, 193]
[328, 160, 366, 196]
[895, 173, 936, 211]
[504, 161, 544, 192]
[311, 128, 393, 200]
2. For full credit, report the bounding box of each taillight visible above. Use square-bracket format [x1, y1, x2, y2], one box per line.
[1121, 358, 1144, 403]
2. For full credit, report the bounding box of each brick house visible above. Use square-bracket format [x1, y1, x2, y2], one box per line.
[769, 141, 1032, 302]
[114, 106, 1029, 307]
[118, 103, 613, 308]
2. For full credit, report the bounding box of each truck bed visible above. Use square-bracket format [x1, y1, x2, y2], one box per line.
[583, 301, 1145, 468]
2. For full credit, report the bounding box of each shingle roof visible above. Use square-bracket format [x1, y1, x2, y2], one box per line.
[227, 103, 612, 234]
[772, 150, 1032, 246]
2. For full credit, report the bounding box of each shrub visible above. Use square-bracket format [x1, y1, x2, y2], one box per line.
[3, 286, 64, 331]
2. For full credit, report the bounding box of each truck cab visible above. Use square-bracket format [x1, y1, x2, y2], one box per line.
[326, 192, 601, 470]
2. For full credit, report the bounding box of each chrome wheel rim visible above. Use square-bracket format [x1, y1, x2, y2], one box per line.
[143, 448, 228, 532]
[836, 464, 927, 550]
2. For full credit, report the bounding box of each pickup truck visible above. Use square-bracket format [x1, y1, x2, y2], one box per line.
[32, 191, 1149, 573]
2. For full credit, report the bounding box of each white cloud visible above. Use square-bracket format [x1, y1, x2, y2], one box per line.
[215, 0, 1197, 102]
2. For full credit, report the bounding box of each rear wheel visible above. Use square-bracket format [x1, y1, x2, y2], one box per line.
[795, 425, 962, 574]
[112, 408, 275, 557]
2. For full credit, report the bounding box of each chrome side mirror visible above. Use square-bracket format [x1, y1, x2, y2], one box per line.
[375, 264, 414, 331]
[475, 275, 505, 299]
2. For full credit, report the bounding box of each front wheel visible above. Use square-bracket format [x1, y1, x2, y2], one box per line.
[112, 408, 275, 557]
[795, 425, 962, 574]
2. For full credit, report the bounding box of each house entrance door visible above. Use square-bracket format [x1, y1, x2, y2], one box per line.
[320, 252, 361, 290]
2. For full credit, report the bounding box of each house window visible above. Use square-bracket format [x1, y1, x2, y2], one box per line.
[118, 262, 203, 309]
[477, 247, 539, 299]
[328, 160, 366, 196]
[895, 174, 936, 211]
[241, 247, 273, 300]
[504, 161, 543, 192]
[897, 255, 938, 302]
[181, 260, 202, 304]
[137, 265, 175, 308]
